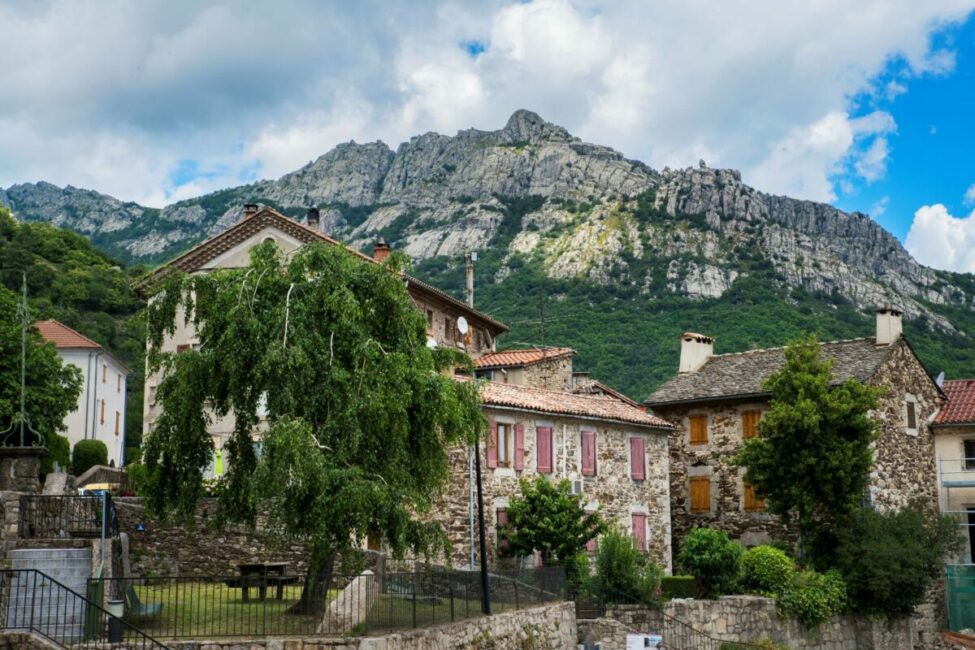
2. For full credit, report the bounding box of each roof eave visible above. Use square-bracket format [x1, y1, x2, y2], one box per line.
[481, 403, 672, 431]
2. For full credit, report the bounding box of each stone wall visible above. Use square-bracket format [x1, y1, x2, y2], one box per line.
[520, 354, 574, 390]
[431, 409, 672, 571]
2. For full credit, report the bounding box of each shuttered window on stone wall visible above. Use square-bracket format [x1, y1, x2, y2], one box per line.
[690, 476, 711, 514]
[536, 426, 553, 474]
[906, 400, 917, 430]
[631, 513, 647, 552]
[581, 430, 597, 476]
[744, 482, 765, 512]
[689, 415, 708, 445]
[514, 423, 525, 471]
[630, 437, 646, 480]
[487, 421, 498, 468]
[496, 508, 509, 549]
[742, 410, 761, 439]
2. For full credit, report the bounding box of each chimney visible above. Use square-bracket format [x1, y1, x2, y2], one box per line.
[679, 332, 714, 373]
[243, 203, 259, 218]
[876, 304, 903, 346]
[465, 251, 477, 307]
[373, 237, 391, 263]
[306, 207, 320, 231]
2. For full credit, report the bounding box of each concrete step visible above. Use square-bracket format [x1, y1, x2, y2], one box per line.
[8, 548, 92, 559]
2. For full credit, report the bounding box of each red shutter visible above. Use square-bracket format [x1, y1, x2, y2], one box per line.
[581, 430, 596, 476]
[631, 513, 647, 552]
[536, 426, 553, 474]
[630, 437, 646, 480]
[514, 423, 525, 470]
[487, 422, 498, 469]
[496, 508, 508, 548]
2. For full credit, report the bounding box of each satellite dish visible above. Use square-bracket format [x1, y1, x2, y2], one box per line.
[936, 371, 945, 388]
[426, 336, 438, 349]
[457, 316, 469, 335]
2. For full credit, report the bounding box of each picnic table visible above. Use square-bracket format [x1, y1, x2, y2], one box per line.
[225, 562, 298, 602]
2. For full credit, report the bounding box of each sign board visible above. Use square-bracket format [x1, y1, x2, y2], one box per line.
[625, 634, 663, 649]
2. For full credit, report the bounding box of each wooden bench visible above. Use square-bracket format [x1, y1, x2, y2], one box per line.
[226, 562, 298, 602]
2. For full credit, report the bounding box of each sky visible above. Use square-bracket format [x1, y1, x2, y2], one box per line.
[1, 0, 975, 272]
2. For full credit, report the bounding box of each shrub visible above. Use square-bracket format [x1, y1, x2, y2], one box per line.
[832, 501, 962, 615]
[592, 528, 662, 605]
[40, 433, 71, 478]
[741, 545, 796, 596]
[777, 570, 847, 627]
[72, 439, 108, 476]
[661, 575, 697, 600]
[677, 527, 743, 597]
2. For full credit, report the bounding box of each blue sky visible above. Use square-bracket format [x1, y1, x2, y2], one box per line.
[1, 1, 974, 271]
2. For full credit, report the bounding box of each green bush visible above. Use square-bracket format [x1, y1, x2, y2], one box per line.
[72, 439, 108, 476]
[591, 528, 662, 605]
[677, 528, 743, 598]
[661, 575, 697, 600]
[742, 545, 796, 596]
[40, 433, 71, 478]
[777, 570, 847, 627]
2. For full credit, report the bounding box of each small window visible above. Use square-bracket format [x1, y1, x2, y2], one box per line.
[744, 482, 765, 512]
[690, 476, 710, 513]
[742, 410, 761, 439]
[100, 400, 105, 425]
[114, 412, 120, 436]
[630, 437, 646, 480]
[102, 364, 107, 383]
[906, 400, 917, 430]
[581, 430, 597, 476]
[964, 440, 975, 471]
[117, 374, 122, 393]
[689, 415, 708, 445]
[426, 309, 434, 330]
[444, 317, 454, 343]
[175, 343, 191, 354]
[497, 423, 512, 468]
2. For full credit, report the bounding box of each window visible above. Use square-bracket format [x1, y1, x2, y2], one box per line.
[426, 309, 434, 330]
[114, 412, 120, 436]
[581, 430, 597, 476]
[631, 513, 647, 552]
[905, 398, 918, 433]
[536, 426, 553, 474]
[100, 400, 105, 425]
[488, 422, 512, 468]
[689, 415, 708, 445]
[117, 374, 122, 393]
[630, 437, 646, 480]
[513, 423, 525, 471]
[176, 343, 191, 354]
[742, 410, 761, 439]
[964, 440, 975, 471]
[496, 508, 509, 548]
[444, 317, 454, 342]
[744, 483, 765, 512]
[690, 476, 711, 513]
[102, 364, 107, 383]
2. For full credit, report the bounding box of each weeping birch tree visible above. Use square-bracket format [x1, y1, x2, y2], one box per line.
[142, 241, 483, 613]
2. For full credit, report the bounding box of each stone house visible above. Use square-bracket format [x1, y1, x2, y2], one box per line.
[644, 306, 945, 559]
[35, 319, 130, 466]
[474, 347, 576, 391]
[933, 378, 975, 564]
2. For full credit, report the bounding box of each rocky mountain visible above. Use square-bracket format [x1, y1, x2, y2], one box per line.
[5, 110, 975, 397]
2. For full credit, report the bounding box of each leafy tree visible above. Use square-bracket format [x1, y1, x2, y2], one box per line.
[499, 477, 604, 581]
[41, 433, 71, 477]
[677, 527, 742, 598]
[734, 336, 883, 556]
[72, 439, 108, 475]
[143, 241, 484, 613]
[0, 285, 82, 449]
[741, 545, 796, 597]
[591, 527, 662, 605]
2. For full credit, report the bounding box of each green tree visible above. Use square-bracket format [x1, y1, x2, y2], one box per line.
[499, 477, 604, 580]
[0, 285, 82, 449]
[734, 336, 883, 557]
[143, 241, 484, 613]
[72, 439, 109, 475]
[677, 527, 743, 598]
[591, 527, 662, 605]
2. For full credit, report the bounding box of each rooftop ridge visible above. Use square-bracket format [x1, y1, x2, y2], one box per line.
[706, 336, 876, 359]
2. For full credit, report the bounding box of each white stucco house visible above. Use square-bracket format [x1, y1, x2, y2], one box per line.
[35, 319, 129, 467]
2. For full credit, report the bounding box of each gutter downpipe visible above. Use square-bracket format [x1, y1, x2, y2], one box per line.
[89, 351, 104, 441]
[82, 350, 95, 440]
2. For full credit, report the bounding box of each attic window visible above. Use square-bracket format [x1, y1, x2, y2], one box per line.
[263, 236, 276, 245]
[904, 394, 918, 436]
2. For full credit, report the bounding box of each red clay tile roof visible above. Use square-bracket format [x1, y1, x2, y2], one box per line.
[474, 347, 575, 369]
[936, 379, 975, 425]
[34, 320, 102, 349]
[570, 379, 641, 408]
[478, 380, 672, 429]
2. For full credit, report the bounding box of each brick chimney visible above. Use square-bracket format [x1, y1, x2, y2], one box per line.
[679, 332, 714, 373]
[876, 304, 903, 346]
[243, 203, 259, 218]
[373, 238, 391, 263]
[306, 207, 320, 231]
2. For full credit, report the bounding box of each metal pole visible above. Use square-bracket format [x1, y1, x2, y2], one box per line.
[474, 429, 491, 615]
[469, 447, 475, 569]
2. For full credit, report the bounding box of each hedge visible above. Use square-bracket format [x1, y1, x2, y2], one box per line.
[72, 439, 108, 476]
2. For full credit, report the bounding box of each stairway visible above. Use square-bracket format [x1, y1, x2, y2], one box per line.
[5, 548, 92, 641]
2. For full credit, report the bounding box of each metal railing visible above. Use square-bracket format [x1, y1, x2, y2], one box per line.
[0, 569, 169, 650]
[95, 566, 566, 638]
[18, 494, 119, 540]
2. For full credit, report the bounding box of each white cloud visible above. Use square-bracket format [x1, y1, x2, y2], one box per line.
[855, 137, 891, 182]
[905, 204, 975, 272]
[871, 196, 891, 217]
[964, 183, 975, 206]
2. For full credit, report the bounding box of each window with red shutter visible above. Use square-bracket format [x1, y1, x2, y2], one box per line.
[581, 430, 597, 476]
[536, 426, 553, 474]
[630, 437, 646, 480]
[631, 513, 647, 552]
[514, 423, 525, 470]
[487, 422, 498, 469]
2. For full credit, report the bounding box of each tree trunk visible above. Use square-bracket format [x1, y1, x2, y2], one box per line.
[288, 551, 336, 615]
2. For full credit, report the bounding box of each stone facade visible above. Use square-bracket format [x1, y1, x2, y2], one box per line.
[656, 337, 943, 559]
[432, 407, 673, 572]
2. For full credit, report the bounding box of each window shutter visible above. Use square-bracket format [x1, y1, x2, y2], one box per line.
[689, 415, 708, 444]
[514, 423, 525, 470]
[581, 430, 596, 476]
[496, 508, 509, 548]
[742, 410, 761, 439]
[630, 437, 646, 480]
[690, 476, 711, 513]
[631, 513, 647, 552]
[744, 483, 765, 512]
[487, 422, 498, 469]
[176, 344, 191, 354]
[536, 426, 553, 474]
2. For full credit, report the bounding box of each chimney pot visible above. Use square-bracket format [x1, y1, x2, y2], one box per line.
[243, 203, 259, 218]
[306, 207, 320, 230]
[876, 304, 903, 345]
[679, 331, 714, 373]
[373, 237, 391, 263]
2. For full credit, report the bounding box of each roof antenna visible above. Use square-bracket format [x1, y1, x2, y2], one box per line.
[0, 272, 45, 449]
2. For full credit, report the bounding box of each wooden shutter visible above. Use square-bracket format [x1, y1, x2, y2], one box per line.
[630, 437, 646, 480]
[496, 508, 508, 547]
[514, 423, 525, 470]
[581, 430, 596, 476]
[744, 483, 765, 512]
[742, 410, 761, 439]
[689, 415, 708, 444]
[114, 412, 120, 435]
[690, 476, 711, 513]
[100, 400, 105, 424]
[536, 426, 553, 474]
[487, 422, 498, 469]
[631, 513, 647, 552]
[175, 343, 191, 354]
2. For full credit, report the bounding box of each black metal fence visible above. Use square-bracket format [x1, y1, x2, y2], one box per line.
[94, 566, 567, 639]
[0, 569, 169, 650]
[18, 494, 118, 539]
